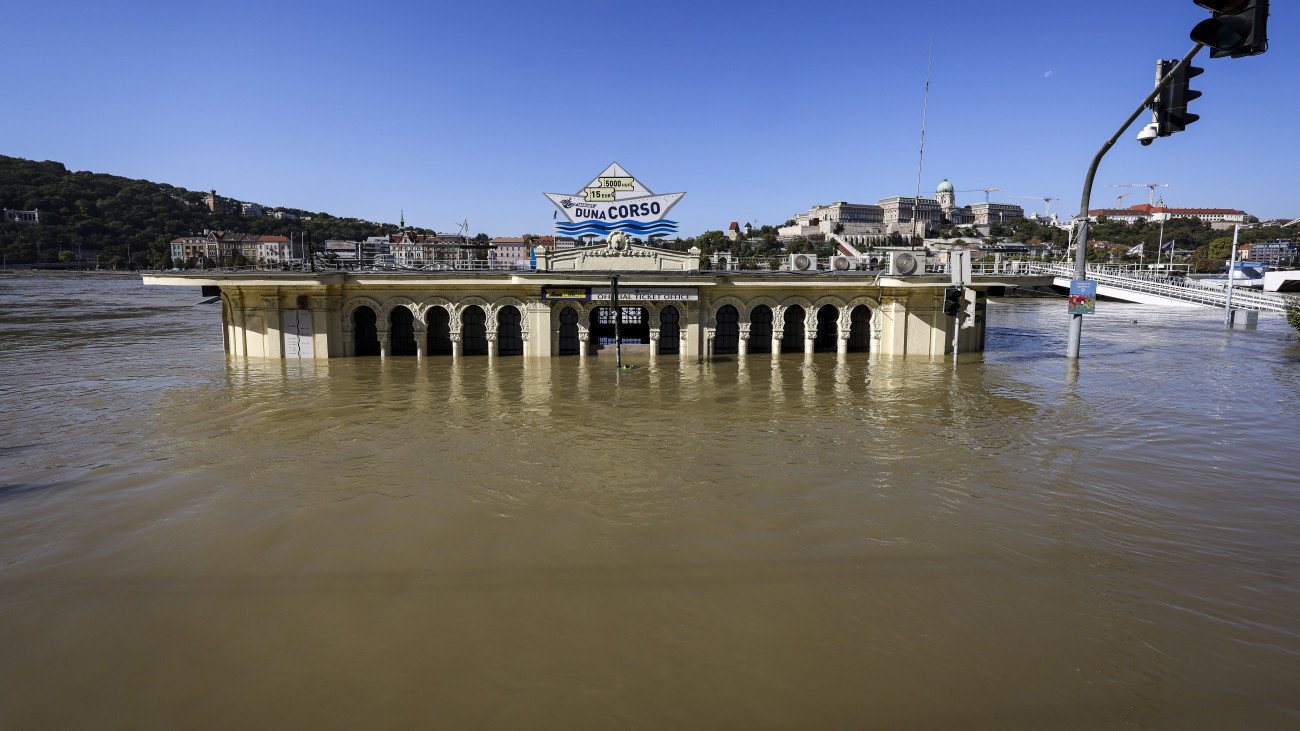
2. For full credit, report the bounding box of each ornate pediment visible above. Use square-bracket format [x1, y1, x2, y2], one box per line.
[538, 240, 700, 272]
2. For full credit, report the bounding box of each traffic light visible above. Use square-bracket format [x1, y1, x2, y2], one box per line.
[1191, 1, 1269, 58]
[961, 290, 986, 330]
[943, 287, 963, 317]
[1155, 58, 1204, 136]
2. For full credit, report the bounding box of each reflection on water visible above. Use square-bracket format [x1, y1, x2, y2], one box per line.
[2, 274, 1299, 729]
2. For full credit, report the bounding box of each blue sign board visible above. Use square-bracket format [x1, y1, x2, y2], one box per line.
[1069, 280, 1097, 315]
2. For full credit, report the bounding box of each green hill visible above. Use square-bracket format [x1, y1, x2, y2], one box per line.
[0, 154, 432, 267]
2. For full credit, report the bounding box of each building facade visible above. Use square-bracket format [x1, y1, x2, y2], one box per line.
[3, 208, 40, 224]
[144, 238, 1048, 360]
[778, 181, 1023, 241]
[1078, 204, 1257, 226]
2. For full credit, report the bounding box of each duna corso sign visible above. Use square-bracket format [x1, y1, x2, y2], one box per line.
[543, 163, 685, 238]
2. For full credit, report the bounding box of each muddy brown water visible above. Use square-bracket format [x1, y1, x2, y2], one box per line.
[2, 273, 1299, 729]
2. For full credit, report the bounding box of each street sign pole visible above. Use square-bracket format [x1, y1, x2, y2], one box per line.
[611, 275, 622, 369]
[1224, 224, 1240, 326]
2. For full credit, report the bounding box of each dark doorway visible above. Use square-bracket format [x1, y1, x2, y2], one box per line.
[848, 305, 871, 353]
[749, 305, 773, 354]
[591, 307, 650, 345]
[390, 306, 417, 356]
[658, 306, 680, 355]
[558, 307, 580, 355]
[354, 306, 379, 356]
[714, 305, 739, 355]
[497, 306, 523, 356]
[462, 306, 488, 356]
[781, 305, 806, 353]
[427, 306, 453, 355]
[814, 304, 839, 353]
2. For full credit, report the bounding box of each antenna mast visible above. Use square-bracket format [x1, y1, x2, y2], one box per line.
[911, 35, 934, 249]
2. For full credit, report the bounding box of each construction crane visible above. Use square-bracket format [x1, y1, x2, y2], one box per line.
[1008, 195, 1060, 216]
[1115, 191, 1133, 209]
[957, 188, 1002, 202]
[1105, 183, 1170, 206]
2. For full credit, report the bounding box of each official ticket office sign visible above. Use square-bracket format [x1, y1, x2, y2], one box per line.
[1068, 280, 1097, 315]
[543, 163, 686, 239]
[542, 286, 698, 302]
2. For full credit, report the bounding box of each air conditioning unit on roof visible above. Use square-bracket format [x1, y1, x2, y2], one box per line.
[829, 255, 857, 271]
[789, 254, 818, 271]
[887, 251, 921, 276]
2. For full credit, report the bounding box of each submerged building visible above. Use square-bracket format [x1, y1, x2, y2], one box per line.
[144, 237, 1046, 360]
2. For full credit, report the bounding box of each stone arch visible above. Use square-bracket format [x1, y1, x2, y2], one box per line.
[838, 295, 882, 332]
[452, 296, 492, 330]
[490, 296, 531, 340]
[743, 295, 781, 321]
[341, 296, 384, 335]
[550, 300, 595, 329]
[425, 305, 454, 355]
[713, 303, 741, 355]
[775, 295, 814, 331]
[378, 296, 419, 323]
[808, 295, 844, 334]
[460, 304, 490, 356]
[556, 304, 582, 356]
[706, 296, 747, 328]
[416, 296, 455, 328]
[388, 305, 418, 356]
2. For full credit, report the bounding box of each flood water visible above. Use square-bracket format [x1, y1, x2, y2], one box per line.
[2, 273, 1299, 729]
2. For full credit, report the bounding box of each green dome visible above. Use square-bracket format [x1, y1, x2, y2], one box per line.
[936, 179, 954, 194]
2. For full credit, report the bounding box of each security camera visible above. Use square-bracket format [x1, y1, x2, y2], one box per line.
[1136, 122, 1159, 146]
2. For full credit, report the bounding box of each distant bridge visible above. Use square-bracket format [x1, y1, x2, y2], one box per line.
[1015, 261, 1291, 312]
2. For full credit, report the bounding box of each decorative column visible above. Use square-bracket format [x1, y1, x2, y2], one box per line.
[772, 329, 783, 356]
[704, 328, 716, 358]
[449, 332, 463, 357]
[649, 329, 660, 357]
[738, 324, 750, 356]
[414, 324, 428, 358]
[486, 331, 498, 358]
[578, 331, 590, 357]
[837, 329, 850, 355]
[804, 331, 815, 356]
[377, 329, 391, 358]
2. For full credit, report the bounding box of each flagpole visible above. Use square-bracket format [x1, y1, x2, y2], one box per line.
[1155, 219, 1165, 274]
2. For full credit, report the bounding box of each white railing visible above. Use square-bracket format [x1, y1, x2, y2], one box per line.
[1021, 261, 1290, 312]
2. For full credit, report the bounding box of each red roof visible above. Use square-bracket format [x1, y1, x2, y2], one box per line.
[257, 235, 290, 242]
[1127, 204, 1244, 214]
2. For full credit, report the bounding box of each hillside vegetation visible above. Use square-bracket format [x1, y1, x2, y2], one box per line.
[0, 155, 430, 267]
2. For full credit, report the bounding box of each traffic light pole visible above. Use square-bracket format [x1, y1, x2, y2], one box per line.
[1067, 43, 1204, 359]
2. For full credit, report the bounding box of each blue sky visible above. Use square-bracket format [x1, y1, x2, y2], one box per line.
[2, 1, 1294, 236]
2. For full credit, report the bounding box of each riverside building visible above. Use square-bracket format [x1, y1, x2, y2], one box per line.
[143, 235, 1045, 360]
[145, 165, 1047, 360]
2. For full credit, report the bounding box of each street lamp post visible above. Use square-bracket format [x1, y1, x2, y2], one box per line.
[1068, 43, 1203, 359]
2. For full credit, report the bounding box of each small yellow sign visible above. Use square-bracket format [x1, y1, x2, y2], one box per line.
[542, 287, 591, 301]
[597, 176, 635, 191]
[584, 187, 616, 202]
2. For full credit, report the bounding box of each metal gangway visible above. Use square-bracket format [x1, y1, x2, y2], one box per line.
[1015, 261, 1290, 312]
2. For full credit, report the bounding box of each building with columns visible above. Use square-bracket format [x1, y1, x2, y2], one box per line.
[144, 237, 1045, 360]
[778, 180, 1020, 240]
